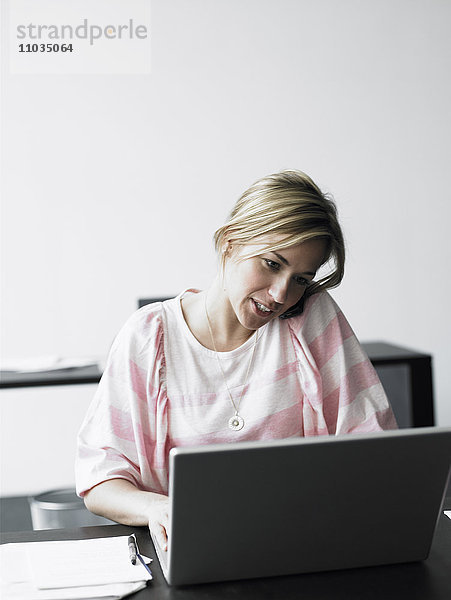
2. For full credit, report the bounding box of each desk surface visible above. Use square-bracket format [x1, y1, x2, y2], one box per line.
[2, 517, 450, 599]
[0, 364, 101, 388]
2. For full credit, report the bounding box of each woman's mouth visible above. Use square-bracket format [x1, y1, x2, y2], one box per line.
[251, 299, 274, 317]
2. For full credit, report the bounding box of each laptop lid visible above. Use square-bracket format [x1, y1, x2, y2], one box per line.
[156, 427, 451, 586]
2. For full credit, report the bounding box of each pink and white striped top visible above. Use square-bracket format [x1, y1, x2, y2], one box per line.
[75, 289, 397, 497]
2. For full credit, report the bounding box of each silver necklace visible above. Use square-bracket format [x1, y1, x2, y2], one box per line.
[204, 294, 259, 431]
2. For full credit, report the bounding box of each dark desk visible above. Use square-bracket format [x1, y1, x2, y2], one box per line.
[2, 517, 450, 599]
[0, 364, 101, 388]
[363, 342, 434, 427]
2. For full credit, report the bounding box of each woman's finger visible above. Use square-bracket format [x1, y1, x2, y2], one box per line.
[148, 501, 169, 552]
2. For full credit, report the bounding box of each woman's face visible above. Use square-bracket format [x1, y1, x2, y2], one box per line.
[222, 236, 327, 331]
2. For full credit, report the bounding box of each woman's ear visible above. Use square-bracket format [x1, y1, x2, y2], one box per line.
[222, 241, 233, 257]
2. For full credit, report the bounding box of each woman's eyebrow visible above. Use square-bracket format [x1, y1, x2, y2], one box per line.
[272, 251, 290, 266]
[272, 251, 316, 277]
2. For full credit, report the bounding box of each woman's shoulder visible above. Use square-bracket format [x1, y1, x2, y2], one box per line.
[284, 291, 360, 366]
[304, 290, 340, 313]
[286, 291, 341, 335]
[112, 300, 168, 357]
[124, 299, 165, 331]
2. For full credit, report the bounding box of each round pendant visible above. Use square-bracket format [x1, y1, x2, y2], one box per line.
[228, 414, 245, 431]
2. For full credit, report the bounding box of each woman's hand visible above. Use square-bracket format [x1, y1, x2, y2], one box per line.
[83, 479, 169, 551]
[148, 497, 169, 552]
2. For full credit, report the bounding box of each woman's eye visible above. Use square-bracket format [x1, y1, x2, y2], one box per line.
[294, 276, 310, 287]
[264, 259, 311, 286]
[264, 259, 279, 270]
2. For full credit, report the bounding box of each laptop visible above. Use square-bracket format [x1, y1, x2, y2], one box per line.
[150, 426, 451, 586]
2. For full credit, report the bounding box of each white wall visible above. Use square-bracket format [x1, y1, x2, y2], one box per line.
[2, 0, 450, 494]
[0, 385, 96, 496]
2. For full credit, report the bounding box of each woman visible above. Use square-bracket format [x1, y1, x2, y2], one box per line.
[76, 170, 397, 551]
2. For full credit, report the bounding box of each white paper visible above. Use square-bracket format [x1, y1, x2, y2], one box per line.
[1, 580, 147, 600]
[0, 355, 99, 372]
[28, 537, 151, 588]
[445, 511, 451, 520]
[0, 536, 152, 600]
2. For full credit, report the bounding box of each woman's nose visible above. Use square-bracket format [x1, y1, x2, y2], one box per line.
[268, 279, 289, 304]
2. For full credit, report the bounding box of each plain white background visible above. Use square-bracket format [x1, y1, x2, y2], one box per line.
[1, 0, 450, 495]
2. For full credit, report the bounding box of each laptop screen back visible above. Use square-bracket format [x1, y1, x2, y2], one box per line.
[162, 427, 451, 585]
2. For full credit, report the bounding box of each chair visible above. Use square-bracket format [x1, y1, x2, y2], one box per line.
[138, 297, 172, 308]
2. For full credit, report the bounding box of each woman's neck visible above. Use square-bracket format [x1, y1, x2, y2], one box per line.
[206, 278, 256, 350]
[181, 279, 255, 352]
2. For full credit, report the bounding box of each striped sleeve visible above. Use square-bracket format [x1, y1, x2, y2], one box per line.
[288, 292, 398, 436]
[75, 303, 170, 497]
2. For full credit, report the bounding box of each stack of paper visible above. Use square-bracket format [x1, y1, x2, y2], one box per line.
[0, 535, 152, 600]
[0, 355, 100, 373]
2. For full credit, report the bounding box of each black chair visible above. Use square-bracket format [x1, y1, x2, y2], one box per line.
[138, 297, 173, 308]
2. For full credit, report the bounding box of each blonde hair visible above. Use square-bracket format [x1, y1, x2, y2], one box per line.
[213, 170, 345, 317]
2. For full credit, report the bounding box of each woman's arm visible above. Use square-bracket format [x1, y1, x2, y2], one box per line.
[84, 479, 169, 550]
